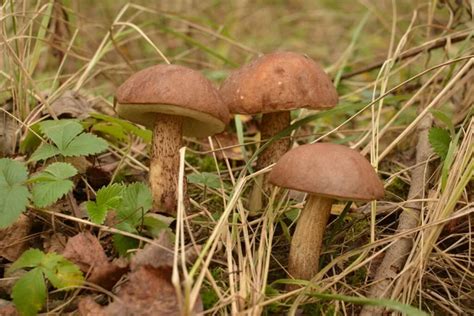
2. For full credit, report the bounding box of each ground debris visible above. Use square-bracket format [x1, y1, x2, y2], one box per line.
[78, 233, 202, 316]
[62, 232, 127, 289]
[0, 214, 32, 261]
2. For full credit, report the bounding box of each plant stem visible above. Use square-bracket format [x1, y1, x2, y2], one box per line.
[150, 114, 183, 215]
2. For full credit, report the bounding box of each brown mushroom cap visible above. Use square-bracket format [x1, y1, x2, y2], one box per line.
[219, 52, 338, 115]
[268, 143, 384, 201]
[116, 64, 230, 138]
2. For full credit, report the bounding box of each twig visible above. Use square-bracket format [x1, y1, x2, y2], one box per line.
[360, 113, 433, 316]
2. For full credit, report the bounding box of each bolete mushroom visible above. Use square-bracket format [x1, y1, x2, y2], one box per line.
[268, 143, 384, 283]
[220, 52, 338, 211]
[116, 64, 230, 215]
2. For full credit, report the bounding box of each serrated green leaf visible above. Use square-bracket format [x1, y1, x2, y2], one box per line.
[12, 268, 47, 316]
[61, 133, 108, 157]
[41, 256, 83, 289]
[188, 172, 222, 189]
[30, 163, 77, 208]
[86, 183, 124, 224]
[39, 120, 83, 151]
[429, 127, 451, 160]
[0, 159, 30, 229]
[30, 119, 108, 161]
[116, 183, 152, 226]
[8, 249, 45, 272]
[29, 143, 61, 162]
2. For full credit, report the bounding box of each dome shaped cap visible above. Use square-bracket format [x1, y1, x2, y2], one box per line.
[220, 52, 338, 115]
[116, 64, 230, 138]
[268, 143, 384, 201]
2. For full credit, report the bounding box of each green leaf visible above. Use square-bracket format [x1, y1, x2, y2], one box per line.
[40, 253, 83, 289]
[8, 249, 45, 273]
[116, 183, 152, 226]
[39, 120, 83, 151]
[29, 143, 61, 162]
[19, 123, 42, 154]
[428, 127, 451, 160]
[143, 214, 173, 237]
[12, 268, 47, 316]
[188, 172, 222, 189]
[30, 163, 77, 208]
[0, 159, 30, 228]
[29, 119, 108, 161]
[86, 183, 124, 224]
[113, 233, 139, 256]
[92, 122, 127, 141]
[307, 292, 428, 316]
[60, 133, 108, 157]
[91, 113, 152, 142]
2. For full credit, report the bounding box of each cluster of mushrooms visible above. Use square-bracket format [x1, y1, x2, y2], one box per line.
[115, 52, 384, 286]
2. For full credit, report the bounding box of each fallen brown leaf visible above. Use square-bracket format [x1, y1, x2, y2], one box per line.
[0, 214, 32, 261]
[62, 232, 127, 289]
[78, 232, 203, 315]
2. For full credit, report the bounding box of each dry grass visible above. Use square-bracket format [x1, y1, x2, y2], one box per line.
[1, 0, 473, 315]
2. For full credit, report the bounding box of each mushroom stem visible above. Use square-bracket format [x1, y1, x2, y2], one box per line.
[150, 114, 183, 215]
[288, 195, 334, 283]
[249, 111, 291, 211]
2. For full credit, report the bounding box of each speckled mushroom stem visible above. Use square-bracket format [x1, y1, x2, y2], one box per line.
[248, 111, 291, 211]
[288, 195, 333, 287]
[150, 114, 184, 215]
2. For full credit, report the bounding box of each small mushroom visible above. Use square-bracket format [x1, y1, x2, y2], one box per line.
[268, 143, 384, 283]
[116, 65, 229, 215]
[220, 52, 338, 211]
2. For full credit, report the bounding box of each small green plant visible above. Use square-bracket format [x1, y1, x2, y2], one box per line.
[30, 119, 108, 162]
[8, 249, 84, 316]
[86, 182, 171, 255]
[0, 159, 30, 228]
[0, 159, 78, 228]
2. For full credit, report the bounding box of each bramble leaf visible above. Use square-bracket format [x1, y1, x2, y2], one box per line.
[29, 119, 108, 161]
[41, 253, 84, 289]
[429, 127, 451, 160]
[116, 182, 152, 226]
[0, 158, 30, 228]
[12, 268, 47, 316]
[86, 183, 124, 224]
[60, 133, 108, 157]
[29, 143, 61, 162]
[8, 249, 45, 272]
[39, 119, 83, 151]
[30, 163, 77, 207]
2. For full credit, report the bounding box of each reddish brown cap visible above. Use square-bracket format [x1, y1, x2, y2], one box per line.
[268, 143, 384, 201]
[116, 64, 230, 137]
[219, 52, 338, 115]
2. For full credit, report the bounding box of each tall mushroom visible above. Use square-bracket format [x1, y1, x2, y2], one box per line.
[116, 65, 230, 215]
[220, 52, 338, 212]
[268, 143, 384, 283]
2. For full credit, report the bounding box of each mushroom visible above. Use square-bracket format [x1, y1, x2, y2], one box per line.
[268, 143, 384, 283]
[116, 65, 230, 215]
[220, 52, 338, 211]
